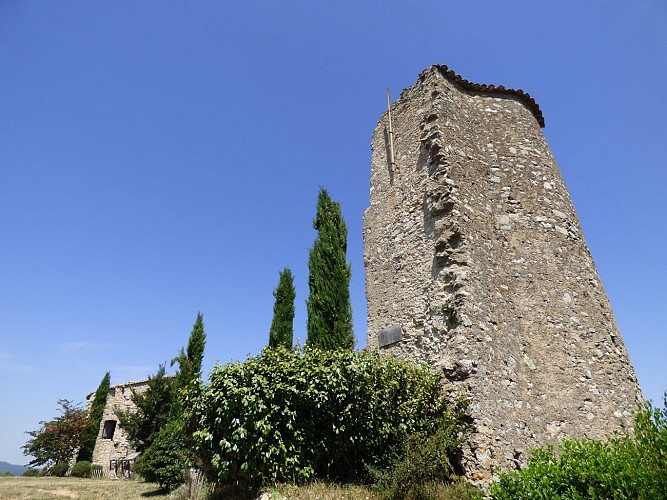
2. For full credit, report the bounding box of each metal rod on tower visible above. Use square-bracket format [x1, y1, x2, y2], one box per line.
[387, 88, 396, 170]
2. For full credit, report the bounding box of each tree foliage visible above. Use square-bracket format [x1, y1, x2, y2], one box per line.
[22, 399, 88, 467]
[269, 268, 296, 349]
[123, 314, 208, 490]
[306, 188, 354, 350]
[77, 371, 110, 462]
[371, 422, 480, 500]
[133, 420, 188, 490]
[172, 313, 209, 471]
[185, 347, 468, 493]
[116, 365, 176, 453]
[172, 312, 206, 391]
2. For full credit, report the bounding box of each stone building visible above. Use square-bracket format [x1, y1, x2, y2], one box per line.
[363, 65, 642, 481]
[87, 379, 150, 475]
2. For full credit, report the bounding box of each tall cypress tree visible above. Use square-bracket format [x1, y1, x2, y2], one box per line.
[116, 364, 176, 452]
[269, 268, 296, 349]
[306, 188, 354, 350]
[172, 312, 206, 390]
[77, 371, 110, 462]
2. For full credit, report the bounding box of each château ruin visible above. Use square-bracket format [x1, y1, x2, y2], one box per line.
[85, 65, 642, 484]
[363, 65, 642, 481]
[87, 379, 150, 477]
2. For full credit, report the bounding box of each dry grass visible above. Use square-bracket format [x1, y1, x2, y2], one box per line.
[266, 480, 482, 500]
[0, 476, 170, 500]
[266, 482, 382, 500]
[0, 477, 381, 500]
[0, 476, 478, 500]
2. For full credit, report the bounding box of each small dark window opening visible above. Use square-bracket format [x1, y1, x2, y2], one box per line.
[102, 420, 116, 439]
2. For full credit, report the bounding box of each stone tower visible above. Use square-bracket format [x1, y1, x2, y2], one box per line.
[88, 379, 150, 476]
[363, 65, 641, 481]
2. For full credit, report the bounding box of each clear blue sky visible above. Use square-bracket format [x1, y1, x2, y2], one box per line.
[1, 2, 665, 465]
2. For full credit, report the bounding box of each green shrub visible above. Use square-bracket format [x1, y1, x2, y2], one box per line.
[90, 464, 103, 478]
[376, 477, 482, 500]
[48, 462, 68, 477]
[185, 347, 468, 493]
[490, 395, 667, 499]
[22, 468, 40, 477]
[70, 460, 91, 478]
[1, 471, 12, 477]
[372, 420, 477, 499]
[133, 420, 187, 490]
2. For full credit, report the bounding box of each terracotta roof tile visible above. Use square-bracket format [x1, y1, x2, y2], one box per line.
[420, 65, 545, 128]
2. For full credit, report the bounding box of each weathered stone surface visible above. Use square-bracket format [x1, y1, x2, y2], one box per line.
[363, 66, 642, 482]
[88, 379, 150, 474]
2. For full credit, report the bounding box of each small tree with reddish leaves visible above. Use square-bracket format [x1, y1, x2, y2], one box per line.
[23, 399, 88, 468]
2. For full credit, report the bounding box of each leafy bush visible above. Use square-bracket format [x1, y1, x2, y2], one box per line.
[124, 315, 207, 489]
[133, 420, 187, 490]
[186, 347, 468, 493]
[22, 468, 40, 477]
[90, 464, 103, 478]
[372, 421, 477, 500]
[375, 477, 482, 500]
[70, 460, 91, 478]
[490, 395, 667, 499]
[48, 462, 68, 477]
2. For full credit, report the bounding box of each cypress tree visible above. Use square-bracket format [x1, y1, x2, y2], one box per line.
[172, 312, 206, 390]
[117, 365, 176, 452]
[77, 371, 110, 462]
[269, 268, 296, 349]
[306, 188, 354, 350]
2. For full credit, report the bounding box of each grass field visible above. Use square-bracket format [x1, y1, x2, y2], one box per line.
[0, 477, 383, 500]
[0, 476, 170, 500]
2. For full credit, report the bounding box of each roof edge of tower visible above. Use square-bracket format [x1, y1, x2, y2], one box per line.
[420, 65, 545, 128]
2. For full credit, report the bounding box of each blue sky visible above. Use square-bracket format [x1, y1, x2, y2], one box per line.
[1, 2, 665, 465]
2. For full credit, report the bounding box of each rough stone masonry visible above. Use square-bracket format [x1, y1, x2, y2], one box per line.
[88, 379, 150, 474]
[363, 65, 642, 481]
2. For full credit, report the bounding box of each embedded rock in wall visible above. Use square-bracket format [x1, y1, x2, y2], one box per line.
[363, 65, 642, 482]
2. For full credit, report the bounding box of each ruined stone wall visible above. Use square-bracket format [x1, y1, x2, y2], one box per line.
[363, 66, 642, 481]
[88, 379, 150, 472]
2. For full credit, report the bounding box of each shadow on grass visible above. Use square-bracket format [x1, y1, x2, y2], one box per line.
[141, 487, 171, 497]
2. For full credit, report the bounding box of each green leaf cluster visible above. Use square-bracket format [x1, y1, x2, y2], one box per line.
[70, 460, 92, 478]
[185, 347, 468, 493]
[120, 314, 208, 490]
[269, 268, 296, 349]
[306, 189, 354, 350]
[133, 420, 188, 490]
[77, 371, 110, 462]
[22, 399, 88, 468]
[490, 394, 667, 499]
[371, 418, 476, 499]
[117, 365, 176, 453]
[47, 463, 69, 477]
[172, 312, 206, 392]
